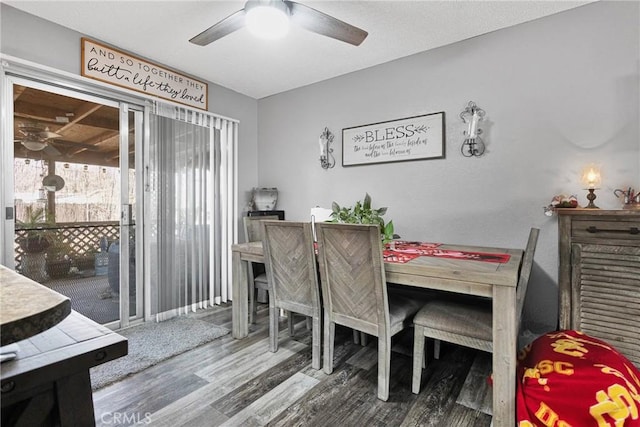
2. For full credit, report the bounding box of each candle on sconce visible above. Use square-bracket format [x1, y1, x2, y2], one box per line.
[317, 127, 335, 169]
[468, 111, 479, 138]
[319, 136, 327, 157]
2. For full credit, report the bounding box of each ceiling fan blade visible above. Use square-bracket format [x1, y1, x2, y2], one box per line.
[44, 144, 62, 156]
[39, 131, 62, 139]
[51, 139, 102, 152]
[190, 9, 247, 46]
[286, 1, 368, 46]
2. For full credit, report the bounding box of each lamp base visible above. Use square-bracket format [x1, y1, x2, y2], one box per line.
[585, 188, 599, 209]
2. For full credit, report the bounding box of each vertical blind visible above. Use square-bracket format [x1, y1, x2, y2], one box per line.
[149, 102, 237, 321]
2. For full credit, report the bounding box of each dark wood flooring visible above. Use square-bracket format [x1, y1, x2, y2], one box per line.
[92, 303, 492, 426]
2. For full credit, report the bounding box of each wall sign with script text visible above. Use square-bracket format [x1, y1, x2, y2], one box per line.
[81, 38, 208, 110]
[342, 112, 445, 166]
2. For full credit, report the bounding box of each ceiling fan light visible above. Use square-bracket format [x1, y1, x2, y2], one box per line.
[245, 4, 289, 40]
[21, 138, 47, 151]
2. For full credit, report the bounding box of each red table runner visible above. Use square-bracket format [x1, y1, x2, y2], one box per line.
[383, 240, 511, 264]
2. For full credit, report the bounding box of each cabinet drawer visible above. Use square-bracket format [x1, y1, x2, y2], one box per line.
[571, 218, 640, 241]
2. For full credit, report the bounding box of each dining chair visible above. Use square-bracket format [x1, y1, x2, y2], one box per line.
[261, 220, 322, 369]
[315, 222, 427, 401]
[311, 207, 368, 346]
[411, 227, 539, 394]
[243, 215, 281, 324]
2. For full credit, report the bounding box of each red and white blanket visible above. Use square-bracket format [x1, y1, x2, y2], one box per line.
[517, 330, 640, 426]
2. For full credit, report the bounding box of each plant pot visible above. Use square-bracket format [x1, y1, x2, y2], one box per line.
[19, 236, 51, 253]
[74, 254, 96, 271]
[45, 258, 71, 279]
[107, 241, 136, 295]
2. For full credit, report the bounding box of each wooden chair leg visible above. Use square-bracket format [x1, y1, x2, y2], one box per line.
[255, 287, 264, 322]
[323, 311, 335, 374]
[269, 302, 278, 353]
[360, 332, 368, 347]
[288, 312, 295, 337]
[434, 339, 441, 360]
[412, 325, 426, 394]
[352, 330, 368, 346]
[377, 334, 391, 401]
[353, 329, 360, 345]
[249, 283, 255, 324]
[311, 315, 321, 370]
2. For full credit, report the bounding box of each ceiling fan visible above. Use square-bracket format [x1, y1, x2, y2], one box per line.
[14, 123, 62, 153]
[190, 0, 368, 47]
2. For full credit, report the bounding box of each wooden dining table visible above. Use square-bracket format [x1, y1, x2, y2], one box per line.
[231, 240, 523, 427]
[0, 265, 71, 347]
[0, 265, 127, 425]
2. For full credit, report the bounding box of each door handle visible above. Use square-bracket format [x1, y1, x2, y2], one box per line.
[121, 204, 133, 226]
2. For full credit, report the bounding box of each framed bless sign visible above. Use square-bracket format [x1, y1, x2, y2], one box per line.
[342, 112, 445, 166]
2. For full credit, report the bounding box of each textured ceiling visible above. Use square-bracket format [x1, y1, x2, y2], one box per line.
[5, 1, 593, 99]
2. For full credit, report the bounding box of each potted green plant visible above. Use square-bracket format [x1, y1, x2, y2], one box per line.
[45, 231, 72, 279]
[329, 193, 399, 243]
[16, 206, 52, 253]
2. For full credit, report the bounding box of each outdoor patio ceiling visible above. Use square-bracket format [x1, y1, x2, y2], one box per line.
[13, 85, 128, 168]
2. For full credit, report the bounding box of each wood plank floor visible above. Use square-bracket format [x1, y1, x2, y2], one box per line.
[92, 303, 492, 426]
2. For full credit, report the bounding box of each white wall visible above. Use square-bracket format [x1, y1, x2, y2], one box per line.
[256, 1, 640, 332]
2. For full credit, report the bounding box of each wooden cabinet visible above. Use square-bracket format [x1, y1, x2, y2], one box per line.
[558, 209, 640, 366]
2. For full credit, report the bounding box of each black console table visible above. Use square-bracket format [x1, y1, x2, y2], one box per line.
[247, 210, 285, 220]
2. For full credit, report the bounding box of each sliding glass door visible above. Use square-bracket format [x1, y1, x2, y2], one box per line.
[3, 78, 144, 328]
[2, 62, 238, 326]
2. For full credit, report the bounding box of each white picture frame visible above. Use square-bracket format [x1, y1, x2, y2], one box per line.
[342, 112, 445, 166]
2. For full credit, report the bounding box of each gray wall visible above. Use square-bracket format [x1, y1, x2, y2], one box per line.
[0, 4, 260, 230]
[2, 2, 638, 332]
[256, 1, 640, 332]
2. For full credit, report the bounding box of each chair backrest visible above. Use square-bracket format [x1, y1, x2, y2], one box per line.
[315, 222, 389, 337]
[243, 215, 281, 243]
[515, 228, 540, 325]
[261, 221, 321, 317]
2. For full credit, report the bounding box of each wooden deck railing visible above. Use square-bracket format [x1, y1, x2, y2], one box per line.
[14, 222, 120, 272]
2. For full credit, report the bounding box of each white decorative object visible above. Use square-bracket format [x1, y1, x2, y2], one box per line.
[310, 206, 333, 241]
[460, 101, 486, 157]
[318, 127, 335, 169]
[252, 187, 278, 210]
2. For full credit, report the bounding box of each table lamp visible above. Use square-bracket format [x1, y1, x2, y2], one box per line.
[581, 164, 601, 209]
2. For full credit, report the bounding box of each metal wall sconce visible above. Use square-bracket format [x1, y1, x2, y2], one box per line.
[460, 101, 486, 157]
[318, 127, 335, 169]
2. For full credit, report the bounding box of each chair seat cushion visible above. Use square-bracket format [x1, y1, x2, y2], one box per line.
[517, 329, 640, 426]
[254, 273, 270, 290]
[413, 298, 492, 342]
[388, 292, 431, 329]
